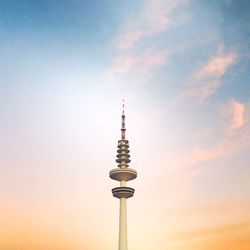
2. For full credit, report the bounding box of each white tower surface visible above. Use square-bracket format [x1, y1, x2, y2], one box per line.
[109, 100, 137, 250]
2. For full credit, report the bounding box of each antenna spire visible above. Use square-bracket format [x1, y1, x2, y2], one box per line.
[121, 99, 126, 140]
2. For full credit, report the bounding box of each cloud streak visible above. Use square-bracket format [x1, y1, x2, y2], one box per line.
[222, 99, 245, 135]
[105, 0, 189, 83]
[105, 50, 168, 81]
[116, 0, 188, 50]
[181, 49, 238, 101]
[164, 99, 250, 192]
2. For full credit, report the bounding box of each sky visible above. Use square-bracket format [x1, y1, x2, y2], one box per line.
[0, 0, 250, 249]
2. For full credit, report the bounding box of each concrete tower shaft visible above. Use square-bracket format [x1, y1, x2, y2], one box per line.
[109, 100, 137, 250]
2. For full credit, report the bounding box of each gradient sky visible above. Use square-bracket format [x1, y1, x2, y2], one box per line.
[1, 0, 250, 249]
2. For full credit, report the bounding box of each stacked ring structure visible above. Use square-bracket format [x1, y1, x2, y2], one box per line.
[110, 139, 137, 199]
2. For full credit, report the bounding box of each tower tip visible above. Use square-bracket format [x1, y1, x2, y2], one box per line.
[121, 99, 126, 140]
[122, 99, 125, 115]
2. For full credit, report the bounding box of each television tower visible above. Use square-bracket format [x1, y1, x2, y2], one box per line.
[109, 100, 137, 250]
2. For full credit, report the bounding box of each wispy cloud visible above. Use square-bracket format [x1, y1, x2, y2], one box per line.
[105, 50, 168, 81]
[222, 99, 245, 135]
[181, 49, 238, 101]
[164, 99, 250, 192]
[116, 0, 188, 50]
[178, 100, 249, 166]
[105, 0, 189, 83]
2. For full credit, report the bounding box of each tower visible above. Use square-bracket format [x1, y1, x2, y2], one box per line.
[109, 100, 137, 250]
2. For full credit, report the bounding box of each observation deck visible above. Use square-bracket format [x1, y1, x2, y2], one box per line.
[109, 168, 137, 181]
[112, 187, 135, 199]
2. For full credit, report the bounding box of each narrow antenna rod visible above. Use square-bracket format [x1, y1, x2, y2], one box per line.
[121, 99, 126, 140]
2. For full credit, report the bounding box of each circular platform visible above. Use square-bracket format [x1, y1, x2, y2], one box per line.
[116, 158, 131, 164]
[112, 187, 135, 199]
[117, 148, 130, 154]
[118, 139, 129, 144]
[118, 144, 129, 149]
[116, 153, 130, 158]
[110, 168, 137, 181]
